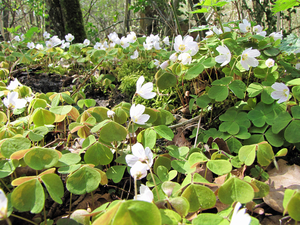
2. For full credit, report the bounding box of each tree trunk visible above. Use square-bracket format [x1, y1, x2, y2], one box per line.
[2, 0, 10, 41]
[60, 0, 86, 43]
[45, 0, 65, 39]
[45, 0, 86, 43]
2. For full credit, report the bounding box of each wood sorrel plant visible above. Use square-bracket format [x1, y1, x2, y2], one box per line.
[0, 15, 300, 224]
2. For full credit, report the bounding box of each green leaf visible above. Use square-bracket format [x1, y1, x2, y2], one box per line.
[284, 120, 300, 143]
[208, 86, 228, 101]
[185, 62, 204, 80]
[66, 166, 101, 195]
[50, 105, 73, 115]
[181, 184, 216, 212]
[106, 166, 126, 183]
[203, 57, 216, 68]
[247, 110, 265, 127]
[265, 128, 284, 147]
[247, 83, 263, 97]
[55, 153, 81, 167]
[226, 137, 242, 153]
[77, 99, 96, 108]
[167, 145, 189, 160]
[207, 160, 232, 175]
[24, 147, 60, 170]
[286, 190, 300, 221]
[239, 145, 256, 166]
[93, 200, 161, 225]
[1, 137, 31, 158]
[160, 209, 181, 225]
[192, 213, 229, 225]
[99, 121, 127, 143]
[156, 73, 177, 89]
[229, 80, 246, 99]
[263, 47, 280, 56]
[218, 177, 254, 204]
[257, 142, 274, 166]
[272, 111, 292, 133]
[196, 95, 211, 108]
[169, 197, 189, 217]
[84, 142, 113, 166]
[0, 159, 18, 178]
[153, 125, 174, 141]
[137, 128, 157, 149]
[32, 108, 56, 126]
[11, 179, 45, 213]
[41, 173, 64, 204]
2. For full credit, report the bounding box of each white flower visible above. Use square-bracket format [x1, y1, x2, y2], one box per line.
[136, 76, 156, 99]
[240, 48, 260, 70]
[269, 32, 283, 41]
[94, 42, 104, 50]
[143, 42, 152, 50]
[271, 82, 290, 103]
[163, 37, 170, 45]
[130, 50, 139, 59]
[65, 33, 74, 42]
[20, 34, 25, 41]
[45, 41, 54, 48]
[174, 35, 198, 56]
[83, 39, 90, 46]
[153, 59, 160, 68]
[239, 19, 251, 33]
[7, 78, 22, 90]
[224, 27, 231, 32]
[43, 31, 50, 39]
[265, 58, 275, 68]
[296, 63, 300, 70]
[178, 52, 192, 65]
[130, 161, 148, 180]
[50, 36, 62, 46]
[35, 44, 44, 50]
[160, 60, 169, 70]
[136, 185, 153, 203]
[3, 92, 27, 109]
[127, 31, 137, 43]
[130, 104, 150, 125]
[107, 110, 115, 118]
[108, 32, 120, 44]
[294, 49, 300, 54]
[14, 36, 20, 42]
[212, 26, 222, 35]
[120, 37, 130, 48]
[230, 202, 251, 225]
[169, 53, 178, 62]
[253, 25, 266, 37]
[153, 41, 161, 50]
[27, 42, 35, 49]
[0, 189, 8, 220]
[215, 45, 231, 67]
[125, 142, 154, 168]
[205, 30, 214, 37]
[60, 40, 70, 49]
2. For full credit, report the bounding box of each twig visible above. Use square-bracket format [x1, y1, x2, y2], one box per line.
[168, 114, 202, 129]
[71, 59, 104, 97]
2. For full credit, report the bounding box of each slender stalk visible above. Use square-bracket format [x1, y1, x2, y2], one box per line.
[69, 193, 72, 217]
[149, 167, 160, 200]
[194, 109, 203, 148]
[10, 214, 38, 225]
[5, 218, 12, 225]
[134, 177, 138, 199]
[246, 67, 252, 86]
[43, 205, 47, 225]
[0, 179, 11, 193]
[91, 191, 95, 209]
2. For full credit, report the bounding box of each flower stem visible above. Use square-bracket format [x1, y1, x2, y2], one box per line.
[134, 177, 138, 199]
[149, 167, 160, 200]
[10, 214, 38, 225]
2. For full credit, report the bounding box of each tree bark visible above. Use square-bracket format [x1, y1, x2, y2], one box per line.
[45, 0, 86, 43]
[60, 0, 86, 43]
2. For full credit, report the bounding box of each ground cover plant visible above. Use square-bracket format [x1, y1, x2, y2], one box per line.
[1, 1, 300, 225]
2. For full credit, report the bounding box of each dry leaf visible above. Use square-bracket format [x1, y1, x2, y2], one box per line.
[263, 159, 300, 213]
